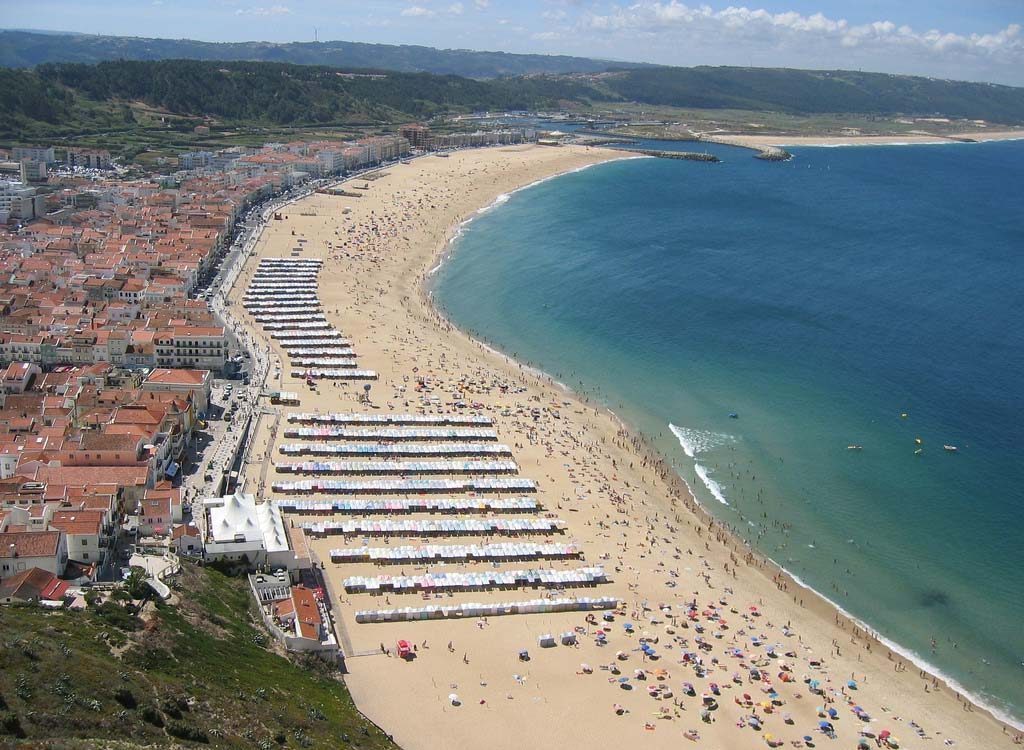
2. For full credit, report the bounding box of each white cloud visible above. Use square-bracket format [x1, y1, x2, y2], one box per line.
[235, 4, 291, 16]
[532, 31, 562, 41]
[582, 3, 1024, 65]
[474, 0, 490, 9]
[447, 2, 464, 15]
[401, 5, 434, 17]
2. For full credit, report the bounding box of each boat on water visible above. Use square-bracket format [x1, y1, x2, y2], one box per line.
[914, 437, 923, 445]
[728, 413, 739, 419]
[943, 445, 958, 452]
[847, 445, 863, 451]
[914, 448, 923, 455]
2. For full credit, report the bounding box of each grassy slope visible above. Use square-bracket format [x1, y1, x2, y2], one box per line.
[0, 564, 396, 749]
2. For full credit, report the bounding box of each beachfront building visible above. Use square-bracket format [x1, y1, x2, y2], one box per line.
[399, 124, 431, 149]
[202, 489, 311, 572]
[154, 326, 227, 371]
[142, 367, 212, 413]
[250, 574, 339, 655]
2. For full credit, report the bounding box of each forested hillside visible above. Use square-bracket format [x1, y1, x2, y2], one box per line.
[0, 29, 651, 78]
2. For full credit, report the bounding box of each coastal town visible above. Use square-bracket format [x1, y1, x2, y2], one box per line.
[0, 120, 1020, 749]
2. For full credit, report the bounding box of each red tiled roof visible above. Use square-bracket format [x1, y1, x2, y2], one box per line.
[0, 530, 61, 558]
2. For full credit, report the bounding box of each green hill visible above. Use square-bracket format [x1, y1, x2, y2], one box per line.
[597, 66, 1024, 124]
[0, 29, 651, 78]
[4, 58, 1024, 144]
[0, 564, 396, 749]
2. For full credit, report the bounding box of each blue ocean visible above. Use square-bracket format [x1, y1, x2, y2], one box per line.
[432, 138, 1024, 724]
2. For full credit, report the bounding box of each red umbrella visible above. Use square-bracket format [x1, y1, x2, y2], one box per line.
[879, 730, 891, 739]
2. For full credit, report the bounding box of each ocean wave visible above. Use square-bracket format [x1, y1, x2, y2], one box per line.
[693, 463, 729, 506]
[668, 423, 735, 458]
[669, 424, 736, 506]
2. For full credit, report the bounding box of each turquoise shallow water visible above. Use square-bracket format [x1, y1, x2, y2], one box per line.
[432, 140, 1024, 724]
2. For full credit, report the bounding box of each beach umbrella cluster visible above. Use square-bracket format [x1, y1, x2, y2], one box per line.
[302, 517, 565, 537]
[330, 541, 581, 564]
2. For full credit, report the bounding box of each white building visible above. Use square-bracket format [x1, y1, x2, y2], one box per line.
[203, 490, 307, 570]
[12, 146, 55, 164]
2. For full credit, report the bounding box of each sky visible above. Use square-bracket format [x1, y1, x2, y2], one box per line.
[7, 1, 1024, 85]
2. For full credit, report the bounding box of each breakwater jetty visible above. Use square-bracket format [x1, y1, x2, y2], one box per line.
[617, 147, 720, 163]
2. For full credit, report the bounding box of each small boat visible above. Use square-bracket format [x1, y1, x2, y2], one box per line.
[914, 437, 923, 445]
[728, 413, 739, 419]
[914, 448, 923, 455]
[847, 445, 863, 451]
[943, 445, 958, 452]
[900, 413, 908, 419]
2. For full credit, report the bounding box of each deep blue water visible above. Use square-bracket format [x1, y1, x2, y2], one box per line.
[433, 139, 1024, 724]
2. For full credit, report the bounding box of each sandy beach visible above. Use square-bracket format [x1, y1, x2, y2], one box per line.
[227, 143, 1019, 750]
[712, 130, 1024, 149]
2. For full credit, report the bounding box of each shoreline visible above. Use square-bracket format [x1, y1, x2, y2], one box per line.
[418, 153, 1024, 733]
[707, 131, 1024, 150]
[232, 144, 1020, 748]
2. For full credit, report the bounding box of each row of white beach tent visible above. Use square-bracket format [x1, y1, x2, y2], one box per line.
[278, 339, 352, 349]
[275, 496, 538, 514]
[273, 331, 345, 340]
[252, 313, 326, 323]
[283, 427, 498, 441]
[266, 322, 332, 331]
[246, 305, 323, 314]
[291, 359, 359, 368]
[354, 596, 619, 623]
[246, 296, 320, 305]
[245, 263, 370, 375]
[279, 442, 512, 457]
[294, 368, 378, 380]
[302, 517, 565, 537]
[275, 459, 520, 475]
[249, 275, 320, 283]
[287, 412, 493, 426]
[291, 358, 359, 368]
[273, 477, 538, 494]
[247, 283, 319, 291]
[344, 566, 606, 593]
[245, 290, 319, 299]
[283, 348, 355, 357]
[330, 541, 580, 564]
